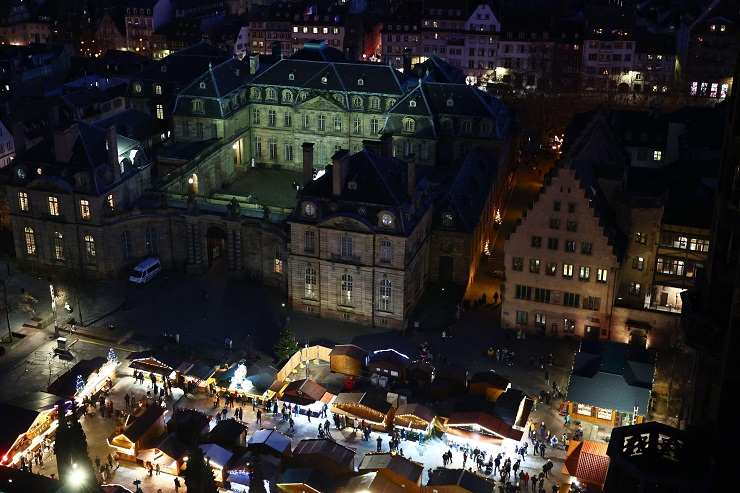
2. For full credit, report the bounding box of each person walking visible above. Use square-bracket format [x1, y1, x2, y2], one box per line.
[174, 477, 181, 492]
[155, 463, 160, 475]
[376, 436, 382, 452]
[256, 409, 262, 426]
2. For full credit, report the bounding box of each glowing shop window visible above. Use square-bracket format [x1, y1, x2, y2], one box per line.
[576, 403, 593, 416]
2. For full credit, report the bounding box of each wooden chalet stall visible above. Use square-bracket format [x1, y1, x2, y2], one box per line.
[199, 443, 234, 484]
[290, 438, 356, 477]
[127, 350, 185, 380]
[330, 345, 367, 377]
[137, 434, 187, 475]
[469, 371, 511, 402]
[108, 404, 167, 461]
[366, 349, 411, 382]
[393, 404, 436, 433]
[445, 391, 532, 445]
[207, 418, 248, 448]
[47, 357, 115, 402]
[0, 393, 62, 467]
[247, 429, 292, 461]
[427, 468, 498, 493]
[358, 452, 424, 490]
[279, 378, 334, 416]
[332, 392, 395, 431]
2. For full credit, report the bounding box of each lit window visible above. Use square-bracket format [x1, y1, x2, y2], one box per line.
[80, 200, 91, 220]
[596, 268, 608, 283]
[24, 226, 36, 255]
[106, 194, 115, 211]
[379, 277, 392, 311]
[192, 99, 204, 113]
[402, 118, 416, 133]
[334, 115, 342, 132]
[305, 265, 317, 297]
[579, 266, 590, 280]
[274, 256, 283, 274]
[629, 282, 641, 296]
[653, 150, 662, 161]
[84, 234, 96, 258]
[632, 256, 644, 271]
[562, 263, 573, 278]
[53, 232, 64, 261]
[48, 196, 60, 216]
[18, 192, 29, 212]
[154, 84, 162, 95]
[156, 104, 164, 120]
[369, 97, 380, 110]
[340, 273, 353, 305]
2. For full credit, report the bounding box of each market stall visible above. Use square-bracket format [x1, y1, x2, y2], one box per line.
[136, 434, 187, 476]
[47, 356, 116, 403]
[392, 403, 436, 433]
[199, 443, 234, 484]
[213, 363, 276, 403]
[247, 429, 292, 460]
[331, 392, 395, 431]
[108, 404, 167, 461]
[0, 393, 63, 466]
[329, 345, 367, 377]
[561, 440, 610, 490]
[278, 378, 334, 416]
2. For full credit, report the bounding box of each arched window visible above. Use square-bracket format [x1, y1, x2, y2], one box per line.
[380, 239, 392, 262]
[266, 87, 277, 100]
[341, 235, 353, 257]
[84, 234, 96, 259]
[305, 265, 317, 298]
[379, 278, 392, 311]
[53, 231, 64, 261]
[268, 109, 276, 127]
[340, 273, 353, 305]
[24, 226, 36, 255]
[369, 96, 380, 110]
[386, 98, 397, 110]
[282, 90, 293, 103]
[402, 118, 416, 133]
[250, 87, 261, 100]
[352, 96, 363, 109]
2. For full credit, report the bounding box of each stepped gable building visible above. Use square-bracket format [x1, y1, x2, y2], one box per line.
[287, 143, 432, 329]
[246, 56, 404, 169]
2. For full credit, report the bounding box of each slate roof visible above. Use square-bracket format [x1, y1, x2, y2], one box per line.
[329, 344, 368, 360]
[155, 434, 188, 460]
[435, 149, 498, 232]
[394, 403, 435, 424]
[297, 148, 431, 236]
[358, 453, 424, 483]
[250, 59, 403, 95]
[208, 418, 247, 445]
[409, 55, 466, 85]
[134, 41, 229, 85]
[291, 41, 346, 62]
[199, 443, 234, 468]
[282, 378, 329, 405]
[567, 341, 655, 415]
[173, 58, 252, 117]
[427, 468, 496, 492]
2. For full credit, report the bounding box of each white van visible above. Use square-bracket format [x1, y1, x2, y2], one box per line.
[128, 258, 161, 284]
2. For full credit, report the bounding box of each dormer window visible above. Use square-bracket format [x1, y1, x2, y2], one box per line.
[289, 72, 295, 81]
[133, 83, 142, 93]
[442, 212, 454, 226]
[402, 117, 416, 133]
[369, 96, 380, 110]
[303, 202, 316, 217]
[199, 81, 206, 89]
[154, 84, 162, 95]
[192, 99, 204, 114]
[321, 76, 328, 84]
[352, 96, 363, 109]
[160, 65, 167, 73]
[446, 97, 454, 107]
[380, 212, 394, 227]
[282, 90, 293, 103]
[266, 88, 277, 100]
[386, 98, 396, 110]
[357, 78, 364, 86]
[250, 87, 260, 99]
[409, 100, 417, 108]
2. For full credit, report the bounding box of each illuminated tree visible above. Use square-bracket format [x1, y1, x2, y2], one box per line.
[182, 446, 218, 493]
[273, 328, 299, 362]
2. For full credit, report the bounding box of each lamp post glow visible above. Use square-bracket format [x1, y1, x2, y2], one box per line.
[50, 284, 58, 335]
[66, 462, 87, 489]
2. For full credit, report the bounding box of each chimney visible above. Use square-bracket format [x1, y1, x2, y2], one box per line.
[106, 125, 120, 181]
[380, 133, 393, 158]
[271, 41, 282, 58]
[302, 142, 314, 185]
[407, 160, 416, 199]
[331, 149, 350, 196]
[11, 121, 25, 159]
[53, 125, 77, 163]
[402, 47, 412, 74]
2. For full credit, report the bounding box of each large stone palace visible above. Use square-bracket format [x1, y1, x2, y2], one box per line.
[1, 42, 514, 328]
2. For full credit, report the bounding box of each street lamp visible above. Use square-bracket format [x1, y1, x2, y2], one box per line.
[50, 283, 58, 335]
[66, 462, 87, 489]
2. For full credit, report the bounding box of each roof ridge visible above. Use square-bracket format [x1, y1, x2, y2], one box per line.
[364, 151, 402, 206]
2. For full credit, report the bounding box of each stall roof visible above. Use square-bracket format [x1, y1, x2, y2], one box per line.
[562, 440, 610, 486]
[282, 378, 330, 405]
[47, 357, 107, 398]
[345, 471, 408, 493]
[277, 467, 330, 492]
[329, 344, 368, 359]
[427, 468, 496, 492]
[123, 405, 166, 443]
[334, 392, 393, 415]
[366, 349, 411, 369]
[185, 363, 216, 381]
[156, 434, 187, 460]
[208, 419, 247, 444]
[358, 453, 423, 483]
[470, 371, 510, 389]
[394, 403, 435, 424]
[127, 350, 186, 374]
[248, 429, 291, 455]
[199, 443, 233, 469]
[293, 439, 355, 469]
[0, 404, 42, 454]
